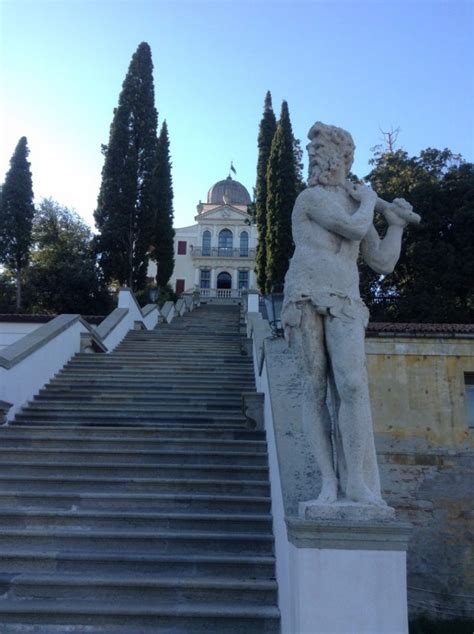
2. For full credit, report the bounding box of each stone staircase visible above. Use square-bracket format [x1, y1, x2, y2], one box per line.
[0, 304, 280, 633]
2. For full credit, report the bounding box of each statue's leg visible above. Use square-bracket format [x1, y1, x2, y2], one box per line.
[295, 303, 337, 503]
[324, 317, 384, 505]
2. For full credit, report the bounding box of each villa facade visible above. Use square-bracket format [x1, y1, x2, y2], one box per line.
[148, 174, 258, 298]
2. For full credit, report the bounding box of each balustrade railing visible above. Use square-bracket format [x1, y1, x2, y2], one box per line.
[198, 288, 244, 299]
[192, 247, 255, 258]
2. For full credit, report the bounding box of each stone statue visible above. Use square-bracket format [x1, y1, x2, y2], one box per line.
[282, 122, 420, 510]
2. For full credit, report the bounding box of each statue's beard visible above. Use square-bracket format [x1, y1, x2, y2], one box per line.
[309, 157, 344, 186]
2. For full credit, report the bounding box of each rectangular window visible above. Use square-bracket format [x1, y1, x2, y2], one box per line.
[175, 279, 185, 294]
[465, 373, 474, 429]
[177, 241, 187, 255]
[200, 270, 211, 289]
[238, 270, 249, 290]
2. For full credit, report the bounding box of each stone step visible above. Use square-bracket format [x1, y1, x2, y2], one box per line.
[1, 425, 265, 441]
[2, 573, 277, 605]
[0, 508, 272, 533]
[0, 528, 274, 555]
[48, 376, 255, 387]
[0, 550, 275, 578]
[0, 460, 268, 481]
[56, 369, 254, 379]
[0, 433, 265, 453]
[0, 491, 271, 513]
[0, 447, 267, 466]
[25, 402, 244, 416]
[0, 600, 280, 633]
[0, 475, 270, 496]
[10, 419, 251, 432]
[33, 394, 244, 408]
[15, 411, 248, 424]
[69, 355, 250, 364]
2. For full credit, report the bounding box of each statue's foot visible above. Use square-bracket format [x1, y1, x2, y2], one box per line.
[346, 481, 386, 507]
[316, 479, 338, 504]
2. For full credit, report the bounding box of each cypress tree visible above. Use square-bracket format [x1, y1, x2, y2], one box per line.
[265, 101, 298, 293]
[255, 91, 277, 293]
[0, 136, 35, 311]
[151, 120, 175, 289]
[94, 42, 158, 291]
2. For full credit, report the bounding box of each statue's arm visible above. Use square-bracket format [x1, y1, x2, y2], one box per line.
[361, 197, 418, 274]
[360, 224, 404, 274]
[300, 186, 376, 241]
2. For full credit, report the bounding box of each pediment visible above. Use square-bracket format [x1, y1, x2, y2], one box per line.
[197, 205, 250, 222]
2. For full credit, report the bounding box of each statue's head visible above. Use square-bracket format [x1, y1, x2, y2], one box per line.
[307, 122, 355, 186]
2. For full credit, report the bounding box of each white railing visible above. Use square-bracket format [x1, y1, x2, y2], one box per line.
[199, 288, 243, 299]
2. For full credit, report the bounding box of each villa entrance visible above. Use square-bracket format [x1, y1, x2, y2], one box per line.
[217, 272, 232, 289]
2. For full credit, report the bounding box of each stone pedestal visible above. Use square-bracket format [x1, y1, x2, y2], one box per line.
[286, 516, 411, 634]
[299, 499, 396, 522]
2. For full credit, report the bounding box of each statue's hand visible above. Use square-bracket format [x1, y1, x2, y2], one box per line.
[346, 182, 377, 205]
[383, 198, 421, 227]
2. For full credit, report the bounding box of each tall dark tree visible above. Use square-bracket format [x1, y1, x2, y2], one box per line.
[25, 199, 112, 315]
[265, 100, 298, 293]
[255, 91, 277, 293]
[151, 120, 175, 288]
[0, 137, 35, 311]
[94, 42, 158, 291]
[361, 146, 474, 323]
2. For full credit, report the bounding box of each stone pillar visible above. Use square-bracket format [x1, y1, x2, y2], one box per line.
[194, 267, 200, 286]
[210, 268, 216, 290]
[249, 269, 256, 290]
[247, 290, 260, 314]
[232, 268, 238, 290]
[285, 519, 410, 634]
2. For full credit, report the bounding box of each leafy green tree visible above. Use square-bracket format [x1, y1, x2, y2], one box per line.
[25, 199, 112, 315]
[94, 42, 158, 291]
[0, 272, 16, 313]
[362, 146, 474, 322]
[293, 137, 306, 194]
[0, 137, 35, 311]
[265, 100, 298, 293]
[150, 120, 175, 289]
[255, 91, 277, 293]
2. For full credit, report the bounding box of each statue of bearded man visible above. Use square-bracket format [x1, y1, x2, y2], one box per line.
[282, 122, 419, 507]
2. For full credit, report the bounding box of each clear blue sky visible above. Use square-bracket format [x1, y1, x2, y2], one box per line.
[1, 0, 473, 229]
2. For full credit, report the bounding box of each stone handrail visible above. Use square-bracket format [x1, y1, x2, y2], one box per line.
[94, 308, 129, 343]
[160, 301, 176, 323]
[0, 314, 103, 370]
[0, 289, 162, 422]
[0, 314, 104, 421]
[0, 288, 202, 423]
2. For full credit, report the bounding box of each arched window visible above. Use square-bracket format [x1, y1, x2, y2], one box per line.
[202, 230, 211, 256]
[217, 271, 232, 289]
[240, 231, 249, 257]
[218, 229, 233, 256]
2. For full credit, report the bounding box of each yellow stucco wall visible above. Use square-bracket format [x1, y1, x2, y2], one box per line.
[366, 336, 474, 446]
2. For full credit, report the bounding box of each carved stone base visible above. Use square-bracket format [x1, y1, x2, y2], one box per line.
[299, 498, 396, 522]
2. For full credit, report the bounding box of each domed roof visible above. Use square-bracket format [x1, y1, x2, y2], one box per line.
[207, 176, 251, 206]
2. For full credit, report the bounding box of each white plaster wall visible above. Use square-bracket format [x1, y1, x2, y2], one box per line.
[0, 322, 42, 350]
[289, 545, 408, 634]
[155, 225, 197, 293]
[0, 320, 88, 420]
